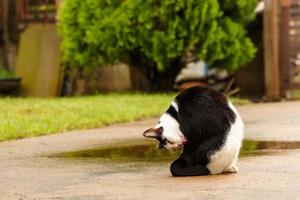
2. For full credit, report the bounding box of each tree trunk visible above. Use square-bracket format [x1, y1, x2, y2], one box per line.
[150, 58, 183, 92]
[129, 51, 183, 92]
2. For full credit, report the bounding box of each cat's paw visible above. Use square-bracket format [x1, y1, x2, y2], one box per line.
[224, 165, 239, 173]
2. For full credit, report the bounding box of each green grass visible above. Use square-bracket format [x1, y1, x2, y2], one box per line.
[0, 93, 250, 141]
[229, 97, 251, 105]
[0, 70, 15, 79]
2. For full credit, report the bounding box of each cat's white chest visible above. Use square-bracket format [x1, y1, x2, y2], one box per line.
[206, 102, 244, 174]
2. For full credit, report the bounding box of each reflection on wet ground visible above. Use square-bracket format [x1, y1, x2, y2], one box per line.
[50, 140, 300, 163]
[239, 140, 300, 157]
[50, 140, 179, 162]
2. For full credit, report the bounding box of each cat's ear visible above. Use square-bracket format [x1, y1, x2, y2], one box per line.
[143, 127, 163, 139]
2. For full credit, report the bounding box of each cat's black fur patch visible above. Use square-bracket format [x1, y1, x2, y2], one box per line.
[166, 105, 179, 122]
[168, 86, 236, 176]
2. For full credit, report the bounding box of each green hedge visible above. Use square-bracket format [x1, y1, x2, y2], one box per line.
[59, 0, 257, 72]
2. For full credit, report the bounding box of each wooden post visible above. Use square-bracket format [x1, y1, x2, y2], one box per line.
[264, 0, 281, 100]
[280, 0, 291, 97]
[24, 0, 29, 21]
[2, 0, 9, 70]
[45, 0, 49, 23]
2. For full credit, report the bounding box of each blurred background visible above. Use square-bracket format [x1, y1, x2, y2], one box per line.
[1, 0, 300, 141]
[0, 0, 298, 100]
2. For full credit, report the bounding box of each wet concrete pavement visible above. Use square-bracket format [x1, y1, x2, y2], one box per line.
[1, 101, 300, 200]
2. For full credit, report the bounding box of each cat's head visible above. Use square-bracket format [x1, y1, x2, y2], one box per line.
[143, 101, 187, 150]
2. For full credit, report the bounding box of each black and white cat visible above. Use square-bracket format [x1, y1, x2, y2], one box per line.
[143, 86, 244, 176]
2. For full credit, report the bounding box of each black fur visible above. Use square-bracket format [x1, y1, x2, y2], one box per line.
[168, 86, 236, 176]
[166, 105, 179, 122]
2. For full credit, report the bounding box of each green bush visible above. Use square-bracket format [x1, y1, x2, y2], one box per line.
[59, 0, 257, 72]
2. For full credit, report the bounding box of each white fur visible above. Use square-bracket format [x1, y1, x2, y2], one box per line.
[206, 101, 244, 174]
[157, 113, 185, 149]
[171, 101, 179, 112]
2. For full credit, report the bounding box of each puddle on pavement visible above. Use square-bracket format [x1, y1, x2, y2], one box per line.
[50, 140, 300, 163]
[239, 140, 300, 157]
[50, 140, 180, 163]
